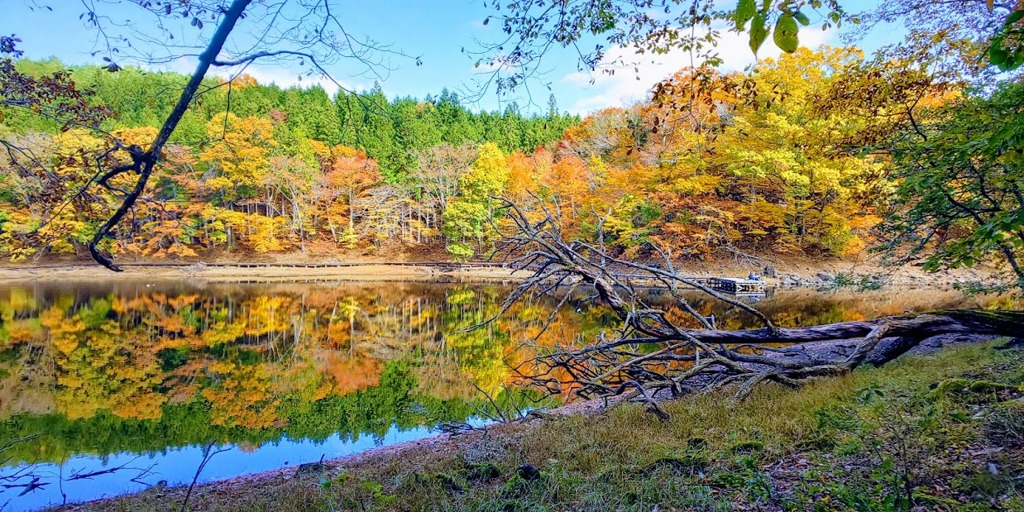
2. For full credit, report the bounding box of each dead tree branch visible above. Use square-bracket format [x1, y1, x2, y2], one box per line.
[490, 197, 1024, 413]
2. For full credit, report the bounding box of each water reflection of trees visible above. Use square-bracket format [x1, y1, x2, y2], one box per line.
[0, 283, 606, 464]
[0, 283, 1000, 465]
[645, 287, 1004, 331]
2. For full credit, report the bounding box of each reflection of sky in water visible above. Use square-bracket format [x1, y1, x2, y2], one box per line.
[4, 422, 452, 511]
[0, 281, 538, 511]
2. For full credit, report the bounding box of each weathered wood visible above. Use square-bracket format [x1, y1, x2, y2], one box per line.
[657, 310, 1024, 345]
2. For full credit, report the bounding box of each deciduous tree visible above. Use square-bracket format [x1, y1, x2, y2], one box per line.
[879, 80, 1024, 288]
[443, 142, 511, 259]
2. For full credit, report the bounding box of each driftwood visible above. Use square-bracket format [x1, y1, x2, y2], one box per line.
[492, 197, 1023, 415]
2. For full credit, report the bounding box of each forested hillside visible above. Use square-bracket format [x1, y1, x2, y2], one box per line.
[0, 47, 977, 263]
[0, 59, 577, 260]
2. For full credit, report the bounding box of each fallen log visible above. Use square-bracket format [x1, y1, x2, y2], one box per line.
[606, 309, 1024, 346]
[492, 196, 1024, 414]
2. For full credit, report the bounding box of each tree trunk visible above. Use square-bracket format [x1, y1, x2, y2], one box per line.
[492, 196, 1024, 413]
[88, 0, 254, 270]
[647, 310, 1024, 346]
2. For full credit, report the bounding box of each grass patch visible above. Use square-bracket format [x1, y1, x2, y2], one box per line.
[89, 341, 1024, 511]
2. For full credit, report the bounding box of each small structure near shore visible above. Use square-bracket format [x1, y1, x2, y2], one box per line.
[710, 277, 767, 296]
[615, 275, 768, 296]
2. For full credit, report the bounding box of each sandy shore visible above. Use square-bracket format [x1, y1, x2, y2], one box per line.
[0, 257, 1007, 290]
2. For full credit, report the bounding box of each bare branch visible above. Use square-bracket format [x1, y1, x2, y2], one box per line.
[490, 196, 1024, 417]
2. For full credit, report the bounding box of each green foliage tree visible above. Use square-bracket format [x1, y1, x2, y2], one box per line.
[879, 80, 1024, 288]
[442, 142, 510, 259]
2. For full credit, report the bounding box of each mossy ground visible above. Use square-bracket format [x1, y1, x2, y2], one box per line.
[79, 340, 1024, 512]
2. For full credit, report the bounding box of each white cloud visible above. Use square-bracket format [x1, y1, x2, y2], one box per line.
[143, 56, 365, 97]
[229, 64, 360, 96]
[564, 26, 837, 115]
[468, 18, 491, 30]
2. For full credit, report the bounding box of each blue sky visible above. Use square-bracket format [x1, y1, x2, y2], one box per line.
[4, 1, 902, 115]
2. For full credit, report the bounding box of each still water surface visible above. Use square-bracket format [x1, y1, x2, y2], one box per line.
[0, 281, 1006, 510]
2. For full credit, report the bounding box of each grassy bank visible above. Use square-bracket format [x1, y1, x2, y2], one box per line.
[67, 339, 1024, 511]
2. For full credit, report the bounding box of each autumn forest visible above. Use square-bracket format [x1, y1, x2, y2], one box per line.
[4, 41, 1015, 271]
[3, 0, 1024, 510]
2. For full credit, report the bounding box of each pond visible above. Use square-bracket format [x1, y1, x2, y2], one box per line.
[0, 281, 1008, 511]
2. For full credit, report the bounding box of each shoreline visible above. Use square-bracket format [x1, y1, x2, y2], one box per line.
[13, 260, 1014, 510]
[52, 395, 619, 512]
[54, 335, 1017, 512]
[0, 258, 1007, 290]
[0, 262, 533, 285]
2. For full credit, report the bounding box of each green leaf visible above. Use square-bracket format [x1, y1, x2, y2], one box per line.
[735, 0, 756, 30]
[773, 13, 800, 53]
[1006, 10, 1024, 26]
[990, 46, 1009, 67]
[749, 12, 769, 54]
[794, 10, 811, 26]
